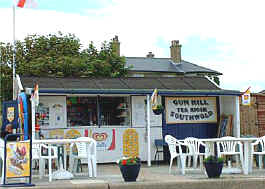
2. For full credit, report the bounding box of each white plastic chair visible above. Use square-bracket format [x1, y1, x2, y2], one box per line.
[69, 137, 97, 177]
[39, 144, 58, 182]
[0, 139, 4, 184]
[250, 136, 265, 171]
[32, 143, 42, 177]
[216, 136, 244, 170]
[183, 137, 207, 169]
[165, 135, 186, 175]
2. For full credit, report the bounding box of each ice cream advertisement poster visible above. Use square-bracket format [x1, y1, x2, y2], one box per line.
[6, 142, 30, 178]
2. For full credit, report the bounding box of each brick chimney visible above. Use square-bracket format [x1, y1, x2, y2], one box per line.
[112, 35, 120, 56]
[170, 40, 182, 63]
[146, 52, 154, 58]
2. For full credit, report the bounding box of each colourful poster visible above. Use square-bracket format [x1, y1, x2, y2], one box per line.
[6, 142, 30, 178]
[92, 129, 116, 151]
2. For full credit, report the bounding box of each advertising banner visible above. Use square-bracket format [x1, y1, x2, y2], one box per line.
[166, 97, 217, 124]
[6, 141, 30, 178]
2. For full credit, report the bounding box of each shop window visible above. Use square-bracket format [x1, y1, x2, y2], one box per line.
[100, 97, 131, 126]
[66, 96, 131, 127]
[36, 103, 50, 127]
[67, 97, 98, 126]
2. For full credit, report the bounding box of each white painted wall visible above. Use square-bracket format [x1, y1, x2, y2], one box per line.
[131, 96, 162, 127]
[41, 126, 163, 163]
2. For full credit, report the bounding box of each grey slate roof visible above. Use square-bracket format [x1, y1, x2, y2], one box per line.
[125, 57, 222, 75]
[20, 76, 240, 96]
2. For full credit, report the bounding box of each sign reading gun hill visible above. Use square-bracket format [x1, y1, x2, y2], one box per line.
[166, 97, 217, 124]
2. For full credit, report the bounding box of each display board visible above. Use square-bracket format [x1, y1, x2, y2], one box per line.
[6, 141, 30, 178]
[131, 96, 162, 127]
[218, 116, 228, 137]
[217, 115, 233, 137]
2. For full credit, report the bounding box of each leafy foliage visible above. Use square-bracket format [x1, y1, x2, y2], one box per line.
[0, 32, 129, 101]
[203, 155, 224, 163]
[0, 42, 13, 102]
[152, 104, 163, 110]
[117, 156, 141, 166]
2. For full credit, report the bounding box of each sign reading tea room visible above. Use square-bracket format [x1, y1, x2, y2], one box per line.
[166, 97, 217, 124]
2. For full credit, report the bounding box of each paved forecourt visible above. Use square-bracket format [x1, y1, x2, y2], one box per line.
[4, 163, 265, 189]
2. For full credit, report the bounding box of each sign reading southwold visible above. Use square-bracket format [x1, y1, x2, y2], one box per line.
[166, 97, 217, 124]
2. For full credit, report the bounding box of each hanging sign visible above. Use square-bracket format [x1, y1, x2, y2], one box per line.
[166, 97, 217, 124]
[242, 87, 251, 106]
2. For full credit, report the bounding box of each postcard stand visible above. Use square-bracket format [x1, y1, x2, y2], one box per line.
[1, 134, 34, 187]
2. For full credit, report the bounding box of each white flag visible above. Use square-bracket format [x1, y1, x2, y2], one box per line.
[16, 0, 37, 8]
[151, 88, 158, 109]
[31, 84, 39, 106]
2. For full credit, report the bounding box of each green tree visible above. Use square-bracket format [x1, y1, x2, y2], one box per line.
[0, 32, 129, 101]
[0, 42, 13, 102]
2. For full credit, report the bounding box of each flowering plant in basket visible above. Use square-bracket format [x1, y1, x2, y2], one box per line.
[152, 104, 164, 115]
[117, 156, 141, 166]
[152, 104, 163, 110]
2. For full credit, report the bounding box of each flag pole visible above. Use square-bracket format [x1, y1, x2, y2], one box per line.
[12, 5, 16, 100]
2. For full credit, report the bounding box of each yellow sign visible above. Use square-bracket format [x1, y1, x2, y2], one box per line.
[64, 129, 81, 153]
[65, 129, 81, 139]
[123, 129, 139, 157]
[6, 142, 30, 178]
[49, 129, 64, 139]
[242, 87, 251, 106]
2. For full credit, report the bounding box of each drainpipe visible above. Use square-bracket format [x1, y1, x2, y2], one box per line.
[31, 98, 36, 140]
[146, 94, 151, 166]
[235, 96, 240, 137]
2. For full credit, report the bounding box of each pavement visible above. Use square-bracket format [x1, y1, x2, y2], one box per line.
[2, 162, 265, 189]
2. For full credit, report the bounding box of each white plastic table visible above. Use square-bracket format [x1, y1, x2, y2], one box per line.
[33, 138, 94, 182]
[199, 137, 258, 175]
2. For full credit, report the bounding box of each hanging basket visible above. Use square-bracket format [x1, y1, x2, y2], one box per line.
[152, 108, 163, 115]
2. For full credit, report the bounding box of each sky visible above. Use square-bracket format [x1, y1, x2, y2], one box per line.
[1, 0, 265, 93]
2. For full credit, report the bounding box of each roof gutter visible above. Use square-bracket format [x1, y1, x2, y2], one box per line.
[36, 89, 241, 96]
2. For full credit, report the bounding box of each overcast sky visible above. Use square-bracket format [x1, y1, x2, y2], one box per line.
[1, 0, 264, 93]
